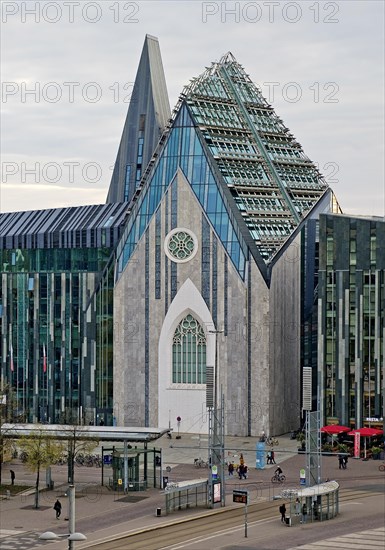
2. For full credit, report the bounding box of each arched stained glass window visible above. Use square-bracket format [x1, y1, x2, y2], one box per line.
[172, 314, 206, 384]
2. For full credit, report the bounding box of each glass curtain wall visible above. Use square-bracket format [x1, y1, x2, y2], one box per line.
[0, 247, 113, 424]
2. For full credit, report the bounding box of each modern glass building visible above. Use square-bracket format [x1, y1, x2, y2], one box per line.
[4, 36, 379, 436]
[0, 203, 128, 425]
[111, 45, 339, 435]
[318, 214, 384, 429]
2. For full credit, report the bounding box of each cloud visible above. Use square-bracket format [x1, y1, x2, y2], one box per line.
[1, 0, 384, 216]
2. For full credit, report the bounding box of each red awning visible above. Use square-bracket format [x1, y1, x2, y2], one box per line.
[320, 425, 351, 435]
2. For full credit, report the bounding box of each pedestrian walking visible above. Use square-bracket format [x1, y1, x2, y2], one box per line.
[279, 503, 286, 523]
[295, 497, 301, 516]
[338, 454, 344, 469]
[313, 500, 319, 520]
[271, 449, 276, 464]
[267, 450, 272, 464]
[53, 499, 62, 519]
[343, 455, 348, 469]
[10, 470, 15, 485]
[301, 502, 307, 524]
[228, 462, 234, 476]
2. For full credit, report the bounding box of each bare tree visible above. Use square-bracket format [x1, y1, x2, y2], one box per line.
[19, 427, 64, 509]
[64, 424, 99, 484]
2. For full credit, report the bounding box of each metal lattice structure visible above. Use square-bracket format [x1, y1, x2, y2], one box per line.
[183, 53, 328, 262]
[305, 410, 322, 486]
[208, 394, 225, 507]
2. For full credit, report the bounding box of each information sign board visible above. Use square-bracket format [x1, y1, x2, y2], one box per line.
[233, 489, 248, 504]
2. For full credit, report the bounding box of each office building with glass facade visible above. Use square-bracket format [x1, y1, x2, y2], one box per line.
[0, 203, 128, 425]
[318, 213, 384, 429]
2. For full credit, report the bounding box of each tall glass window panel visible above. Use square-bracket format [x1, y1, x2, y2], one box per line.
[172, 314, 206, 385]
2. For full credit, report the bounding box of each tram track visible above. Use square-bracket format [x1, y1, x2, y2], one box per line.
[82, 486, 383, 550]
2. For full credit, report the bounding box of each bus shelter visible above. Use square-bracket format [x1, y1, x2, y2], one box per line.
[164, 479, 208, 514]
[102, 445, 162, 491]
[283, 480, 339, 526]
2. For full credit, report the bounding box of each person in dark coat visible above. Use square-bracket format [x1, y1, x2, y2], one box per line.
[301, 502, 308, 523]
[343, 455, 348, 469]
[279, 503, 286, 522]
[53, 499, 62, 519]
[10, 470, 15, 485]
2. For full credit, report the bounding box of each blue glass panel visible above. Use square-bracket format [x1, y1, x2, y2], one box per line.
[192, 156, 202, 183]
[141, 192, 148, 217]
[116, 103, 247, 280]
[165, 156, 176, 183]
[171, 128, 180, 156]
[148, 181, 157, 212]
[239, 252, 245, 275]
[231, 241, 240, 267]
[207, 184, 217, 213]
[220, 213, 228, 240]
[181, 127, 191, 157]
[139, 214, 147, 233]
[194, 135, 203, 156]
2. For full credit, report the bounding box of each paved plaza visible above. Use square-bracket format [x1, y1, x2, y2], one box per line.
[1, 433, 384, 549]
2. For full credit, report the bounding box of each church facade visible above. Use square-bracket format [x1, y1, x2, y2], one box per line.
[110, 40, 339, 436]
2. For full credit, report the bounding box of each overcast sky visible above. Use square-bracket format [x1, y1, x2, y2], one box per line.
[1, 0, 384, 217]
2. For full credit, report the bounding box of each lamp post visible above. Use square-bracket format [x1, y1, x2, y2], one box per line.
[39, 485, 86, 548]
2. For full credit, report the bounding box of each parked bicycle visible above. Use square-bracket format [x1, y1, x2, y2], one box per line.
[194, 457, 209, 468]
[266, 436, 279, 446]
[75, 453, 102, 467]
[164, 482, 179, 492]
[379, 463, 385, 472]
[271, 472, 286, 483]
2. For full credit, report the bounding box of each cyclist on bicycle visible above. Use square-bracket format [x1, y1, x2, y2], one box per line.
[275, 466, 283, 477]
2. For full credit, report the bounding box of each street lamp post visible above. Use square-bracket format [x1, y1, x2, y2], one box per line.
[39, 485, 86, 548]
[68, 484, 75, 549]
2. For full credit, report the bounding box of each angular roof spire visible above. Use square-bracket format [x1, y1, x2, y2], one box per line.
[181, 54, 330, 261]
[106, 35, 171, 203]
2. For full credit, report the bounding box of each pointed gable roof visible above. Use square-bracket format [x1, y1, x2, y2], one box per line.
[182, 52, 329, 261]
[115, 46, 334, 284]
[106, 35, 171, 204]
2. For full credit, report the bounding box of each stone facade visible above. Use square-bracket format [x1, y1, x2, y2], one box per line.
[114, 169, 306, 436]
